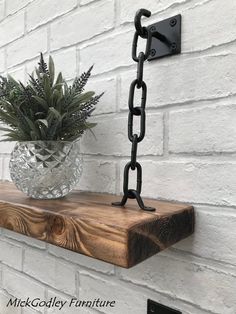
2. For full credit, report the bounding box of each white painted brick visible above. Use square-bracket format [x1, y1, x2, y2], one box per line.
[7, 28, 47, 67]
[182, 0, 236, 53]
[23, 248, 76, 295]
[22, 308, 43, 314]
[0, 157, 3, 179]
[121, 0, 236, 53]
[51, 0, 114, 50]
[79, 159, 116, 193]
[120, 160, 236, 206]
[85, 76, 117, 115]
[3, 229, 46, 249]
[0, 239, 22, 270]
[6, 0, 32, 16]
[48, 244, 114, 274]
[80, 0, 96, 5]
[79, 271, 147, 314]
[0, 290, 21, 314]
[25, 57, 40, 77]
[119, 254, 236, 314]
[3, 267, 45, 301]
[51, 48, 77, 81]
[2, 156, 11, 181]
[7, 65, 25, 82]
[0, 137, 15, 155]
[119, 0, 189, 24]
[0, 11, 24, 47]
[80, 270, 216, 314]
[174, 208, 236, 266]
[169, 104, 236, 153]
[120, 54, 236, 110]
[0, 48, 5, 72]
[80, 30, 132, 75]
[27, 0, 77, 31]
[0, 1, 5, 21]
[80, 113, 163, 156]
[47, 290, 98, 314]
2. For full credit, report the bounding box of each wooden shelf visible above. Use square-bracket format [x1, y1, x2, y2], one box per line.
[0, 182, 194, 268]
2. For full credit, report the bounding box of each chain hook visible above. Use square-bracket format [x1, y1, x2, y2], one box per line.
[134, 8, 151, 38]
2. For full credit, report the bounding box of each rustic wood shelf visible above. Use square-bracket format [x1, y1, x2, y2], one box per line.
[0, 182, 194, 268]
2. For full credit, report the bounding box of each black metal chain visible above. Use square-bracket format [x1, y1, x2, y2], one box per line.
[112, 9, 155, 211]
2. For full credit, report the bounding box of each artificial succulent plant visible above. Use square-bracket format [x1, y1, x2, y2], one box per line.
[0, 53, 103, 141]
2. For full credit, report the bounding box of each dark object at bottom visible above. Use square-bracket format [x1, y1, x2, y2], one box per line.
[147, 299, 182, 314]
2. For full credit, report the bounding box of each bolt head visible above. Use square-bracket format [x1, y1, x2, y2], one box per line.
[171, 42, 177, 51]
[150, 26, 156, 32]
[150, 49, 156, 57]
[170, 18, 177, 27]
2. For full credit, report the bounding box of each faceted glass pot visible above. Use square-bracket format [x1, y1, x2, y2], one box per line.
[9, 141, 83, 199]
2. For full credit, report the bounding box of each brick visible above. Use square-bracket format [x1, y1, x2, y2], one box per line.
[80, 0, 96, 5]
[47, 290, 98, 314]
[0, 11, 24, 47]
[84, 76, 117, 115]
[48, 244, 114, 274]
[51, 0, 114, 50]
[51, 48, 77, 80]
[25, 57, 39, 77]
[80, 113, 163, 156]
[169, 104, 236, 153]
[119, 0, 187, 24]
[0, 157, 3, 179]
[78, 271, 206, 314]
[6, 0, 32, 15]
[174, 208, 236, 266]
[120, 54, 236, 109]
[78, 159, 116, 194]
[80, 30, 132, 75]
[23, 248, 76, 295]
[182, 0, 236, 52]
[120, 160, 236, 206]
[0, 290, 21, 314]
[0, 239, 22, 270]
[121, 0, 236, 53]
[0, 48, 5, 73]
[3, 229, 46, 249]
[0, 137, 15, 156]
[22, 308, 43, 314]
[7, 28, 47, 67]
[7, 65, 25, 83]
[2, 156, 11, 181]
[0, 1, 4, 21]
[26, 0, 77, 31]
[79, 271, 147, 314]
[3, 268, 45, 301]
[119, 253, 236, 314]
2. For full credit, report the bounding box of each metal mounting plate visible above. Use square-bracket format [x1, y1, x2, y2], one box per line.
[147, 299, 182, 314]
[147, 14, 181, 61]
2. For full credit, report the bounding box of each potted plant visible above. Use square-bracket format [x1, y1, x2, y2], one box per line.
[0, 54, 103, 199]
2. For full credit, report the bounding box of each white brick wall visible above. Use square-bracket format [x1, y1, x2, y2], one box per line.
[0, 0, 236, 313]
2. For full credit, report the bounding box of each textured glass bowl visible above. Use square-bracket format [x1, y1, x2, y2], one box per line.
[9, 141, 83, 199]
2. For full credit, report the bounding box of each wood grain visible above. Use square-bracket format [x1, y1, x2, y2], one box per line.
[0, 182, 194, 268]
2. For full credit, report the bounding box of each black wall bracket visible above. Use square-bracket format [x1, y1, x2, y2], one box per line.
[147, 299, 182, 314]
[147, 14, 181, 61]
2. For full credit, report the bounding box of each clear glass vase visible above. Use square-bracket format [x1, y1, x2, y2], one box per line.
[9, 141, 83, 199]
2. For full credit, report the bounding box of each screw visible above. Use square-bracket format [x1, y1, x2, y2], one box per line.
[170, 18, 177, 27]
[150, 26, 156, 32]
[171, 42, 177, 51]
[150, 49, 156, 57]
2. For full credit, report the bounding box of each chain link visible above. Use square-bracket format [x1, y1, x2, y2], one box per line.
[112, 9, 156, 211]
